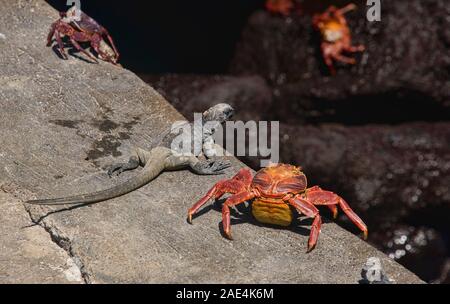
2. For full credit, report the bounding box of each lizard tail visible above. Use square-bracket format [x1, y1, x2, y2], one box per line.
[26, 153, 167, 206]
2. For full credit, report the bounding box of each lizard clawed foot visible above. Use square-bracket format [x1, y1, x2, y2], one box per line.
[107, 156, 140, 177]
[193, 159, 231, 175]
[107, 164, 125, 177]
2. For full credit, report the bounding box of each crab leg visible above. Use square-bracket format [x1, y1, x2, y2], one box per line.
[338, 3, 357, 16]
[187, 168, 253, 223]
[47, 22, 57, 47]
[69, 37, 98, 63]
[288, 195, 322, 252]
[54, 30, 68, 59]
[104, 32, 120, 62]
[304, 186, 368, 239]
[187, 183, 221, 224]
[306, 186, 338, 218]
[345, 45, 365, 53]
[322, 49, 336, 75]
[91, 35, 118, 64]
[90, 37, 110, 63]
[222, 191, 256, 240]
[188, 182, 234, 223]
[337, 197, 368, 239]
[322, 6, 336, 19]
[333, 53, 356, 65]
[327, 204, 338, 219]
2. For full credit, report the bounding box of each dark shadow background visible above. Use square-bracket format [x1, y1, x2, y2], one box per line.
[47, 0, 264, 73]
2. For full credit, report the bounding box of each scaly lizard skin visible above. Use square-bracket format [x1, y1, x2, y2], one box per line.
[26, 103, 234, 206]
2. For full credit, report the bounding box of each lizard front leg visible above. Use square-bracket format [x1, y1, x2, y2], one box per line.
[203, 135, 219, 159]
[202, 135, 232, 172]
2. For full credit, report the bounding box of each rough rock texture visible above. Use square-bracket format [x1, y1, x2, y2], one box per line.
[371, 225, 449, 283]
[230, 0, 450, 124]
[0, 190, 82, 283]
[241, 122, 449, 282]
[0, 0, 422, 283]
[141, 74, 273, 121]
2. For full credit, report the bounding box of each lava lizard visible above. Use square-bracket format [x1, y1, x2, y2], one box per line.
[26, 103, 234, 206]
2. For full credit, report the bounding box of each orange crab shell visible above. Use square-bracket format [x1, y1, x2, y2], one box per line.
[252, 164, 307, 197]
[318, 19, 344, 32]
[317, 20, 346, 42]
[251, 164, 307, 226]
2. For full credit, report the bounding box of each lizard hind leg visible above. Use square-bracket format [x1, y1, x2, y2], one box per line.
[107, 155, 140, 177]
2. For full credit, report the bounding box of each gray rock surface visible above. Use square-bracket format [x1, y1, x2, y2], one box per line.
[0, 190, 82, 283]
[0, 0, 423, 283]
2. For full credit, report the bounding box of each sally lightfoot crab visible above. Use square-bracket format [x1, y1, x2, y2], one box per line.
[188, 164, 368, 251]
[313, 4, 365, 74]
[47, 7, 119, 64]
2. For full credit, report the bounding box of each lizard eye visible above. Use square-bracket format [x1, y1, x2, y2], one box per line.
[225, 108, 234, 118]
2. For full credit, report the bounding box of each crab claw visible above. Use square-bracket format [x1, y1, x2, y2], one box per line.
[187, 213, 193, 224]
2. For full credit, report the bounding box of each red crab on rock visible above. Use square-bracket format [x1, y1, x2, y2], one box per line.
[313, 4, 365, 74]
[47, 6, 119, 64]
[188, 164, 368, 252]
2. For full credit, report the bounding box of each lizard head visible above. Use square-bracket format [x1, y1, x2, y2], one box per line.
[202, 103, 234, 124]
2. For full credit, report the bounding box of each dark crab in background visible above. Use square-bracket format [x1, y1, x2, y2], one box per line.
[47, 6, 119, 64]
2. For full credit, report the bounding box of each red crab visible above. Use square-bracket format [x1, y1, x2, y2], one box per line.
[313, 4, 365, 74]
[265, 0, 295, 16]
[188, 164, 368, 251]
[47, 7, 119, 64]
